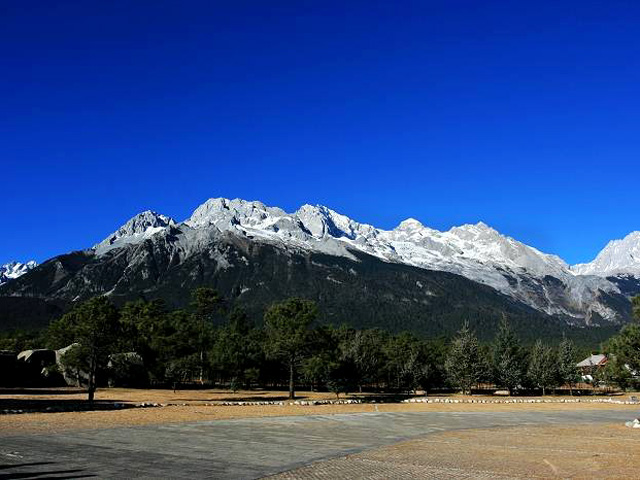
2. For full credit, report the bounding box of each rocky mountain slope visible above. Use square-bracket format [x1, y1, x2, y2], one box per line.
[573, 231, 640, 277]
[1, 198, 638, 333]
[0, 261, 37, 287]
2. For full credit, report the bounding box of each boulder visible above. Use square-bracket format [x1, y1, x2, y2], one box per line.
[16, 348, 59, 386]
[107, 352, 146, 387]
[17, 348, 56, 366]
[55, 343, 87, 386]
[625, 418, 640, 429]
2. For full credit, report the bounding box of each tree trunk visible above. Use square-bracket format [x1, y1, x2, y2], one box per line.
[87, 355, 96, 402]
[199, 349, 204, 384]
[542, 386, 546, 396]
[288, 357, 295, 399]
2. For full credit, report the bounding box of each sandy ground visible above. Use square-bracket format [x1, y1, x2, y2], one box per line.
[269, 423, 640, 479]
[1, 388, 638, 435]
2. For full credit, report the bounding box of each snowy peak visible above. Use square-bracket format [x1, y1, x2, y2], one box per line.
[395, 218, 427, 232]
[0, 260, 37, 286]
[449, 221, 497, 236]
[186, 198, 286, 231]
[295, 204, 375, 240]
[181, 199, 570, 282]
[573, 231, 640, 277]
[94, 210, 176, 254]
[445, 222, 569, 275]
[84, 197, 636, 322]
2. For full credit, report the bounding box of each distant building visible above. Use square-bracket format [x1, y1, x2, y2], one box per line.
[576, 353, 607, 382]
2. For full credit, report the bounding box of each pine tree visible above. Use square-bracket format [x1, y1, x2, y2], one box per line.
[492, 316, 524, 395]
[632, 295, 640, 323]
[264, 298, 317, 399]
[596, 354, 632, 392]
[557, 335, 579, 395]
[609, 323, 640, 374]
[191, 287, 224, 383]
[48, 297, 121, 401]
[527, 339, 557, 395]
[445, 322, 481, 395]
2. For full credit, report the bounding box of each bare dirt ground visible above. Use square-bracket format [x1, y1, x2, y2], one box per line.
[269, 423, 640, 479]
[1, 389, 638, 479]
[0, 388, 637, 435]
[3, 387, 637, 405]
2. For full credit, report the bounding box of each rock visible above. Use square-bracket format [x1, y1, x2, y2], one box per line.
[107, 352, 146, 388]
[625, 418, 640, 428]
[55, 343, 87, 387]
[16, 348, 59, 386]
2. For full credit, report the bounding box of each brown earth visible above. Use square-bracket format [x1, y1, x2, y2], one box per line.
[0, 388, 637, 435]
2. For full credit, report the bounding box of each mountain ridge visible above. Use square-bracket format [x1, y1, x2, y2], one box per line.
[87, 197, 636, 323]
[2, 197, 639, 332]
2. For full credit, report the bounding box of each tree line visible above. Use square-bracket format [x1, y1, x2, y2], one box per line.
[8, 288, 640, 400]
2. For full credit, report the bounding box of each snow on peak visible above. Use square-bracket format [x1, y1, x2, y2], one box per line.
[186, 198, 286, 230]
[84, 197, 629, 321]
[395, 218, 426, 231]
[0, 260, 37, 286]
[295, 204, 375, 240]
[94, 210, 176, 255]
[572, 231, 640, 277]
[178, 197, 616, 319]
[449, 221, 498, 237]
[182, 199, 568, 276]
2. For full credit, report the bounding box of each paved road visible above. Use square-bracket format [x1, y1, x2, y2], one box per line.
[0, 409, 631, 479]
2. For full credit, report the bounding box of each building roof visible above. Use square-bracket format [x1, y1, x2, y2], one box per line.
[576, 354, 607, 368]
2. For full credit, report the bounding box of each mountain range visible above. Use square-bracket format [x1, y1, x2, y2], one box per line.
[1, 198, 638, 338]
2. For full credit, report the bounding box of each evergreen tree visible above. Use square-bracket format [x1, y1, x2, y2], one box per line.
[211, 307, 254, 388]
[596, 354, 632, 392]
[48, 297, 120, 401]
[190, 287, 224, 383]
[341, 329, 385, 392]
[445, 322, 481, 395]
[632, 295, 640, 323]
[492, 316, 524, 395]
[384, 332, 421, 392]
[609, 323, 640, 374]
[119, 299, 169, 379]
[326, 359, 358, 399]
[557, 335, 580, 395]
[264, 298, 317, 399]
[527, 339, 557, 395]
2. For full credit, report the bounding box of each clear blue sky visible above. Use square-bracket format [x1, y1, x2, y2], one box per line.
[2, 1, 639, 266]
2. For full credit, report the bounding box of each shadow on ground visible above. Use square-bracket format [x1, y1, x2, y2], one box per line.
[0, 461, 96, 479]
[0, 398, 132, 414]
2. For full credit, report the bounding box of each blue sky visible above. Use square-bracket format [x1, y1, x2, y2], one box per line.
[2, 0, 639, 266]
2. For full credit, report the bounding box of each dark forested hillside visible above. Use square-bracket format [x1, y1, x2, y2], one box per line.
[0, 232, 620, 344]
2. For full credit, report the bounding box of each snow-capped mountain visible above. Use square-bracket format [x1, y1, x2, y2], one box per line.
[0, 261, 37, 286]
[573, 231, 640, 277]
[94, 210, 177, 255]
[4, 197, 638, 328]
[88, 198, 628, 323]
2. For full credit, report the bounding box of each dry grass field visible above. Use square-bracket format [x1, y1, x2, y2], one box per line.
[1, 388, 637, 435]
